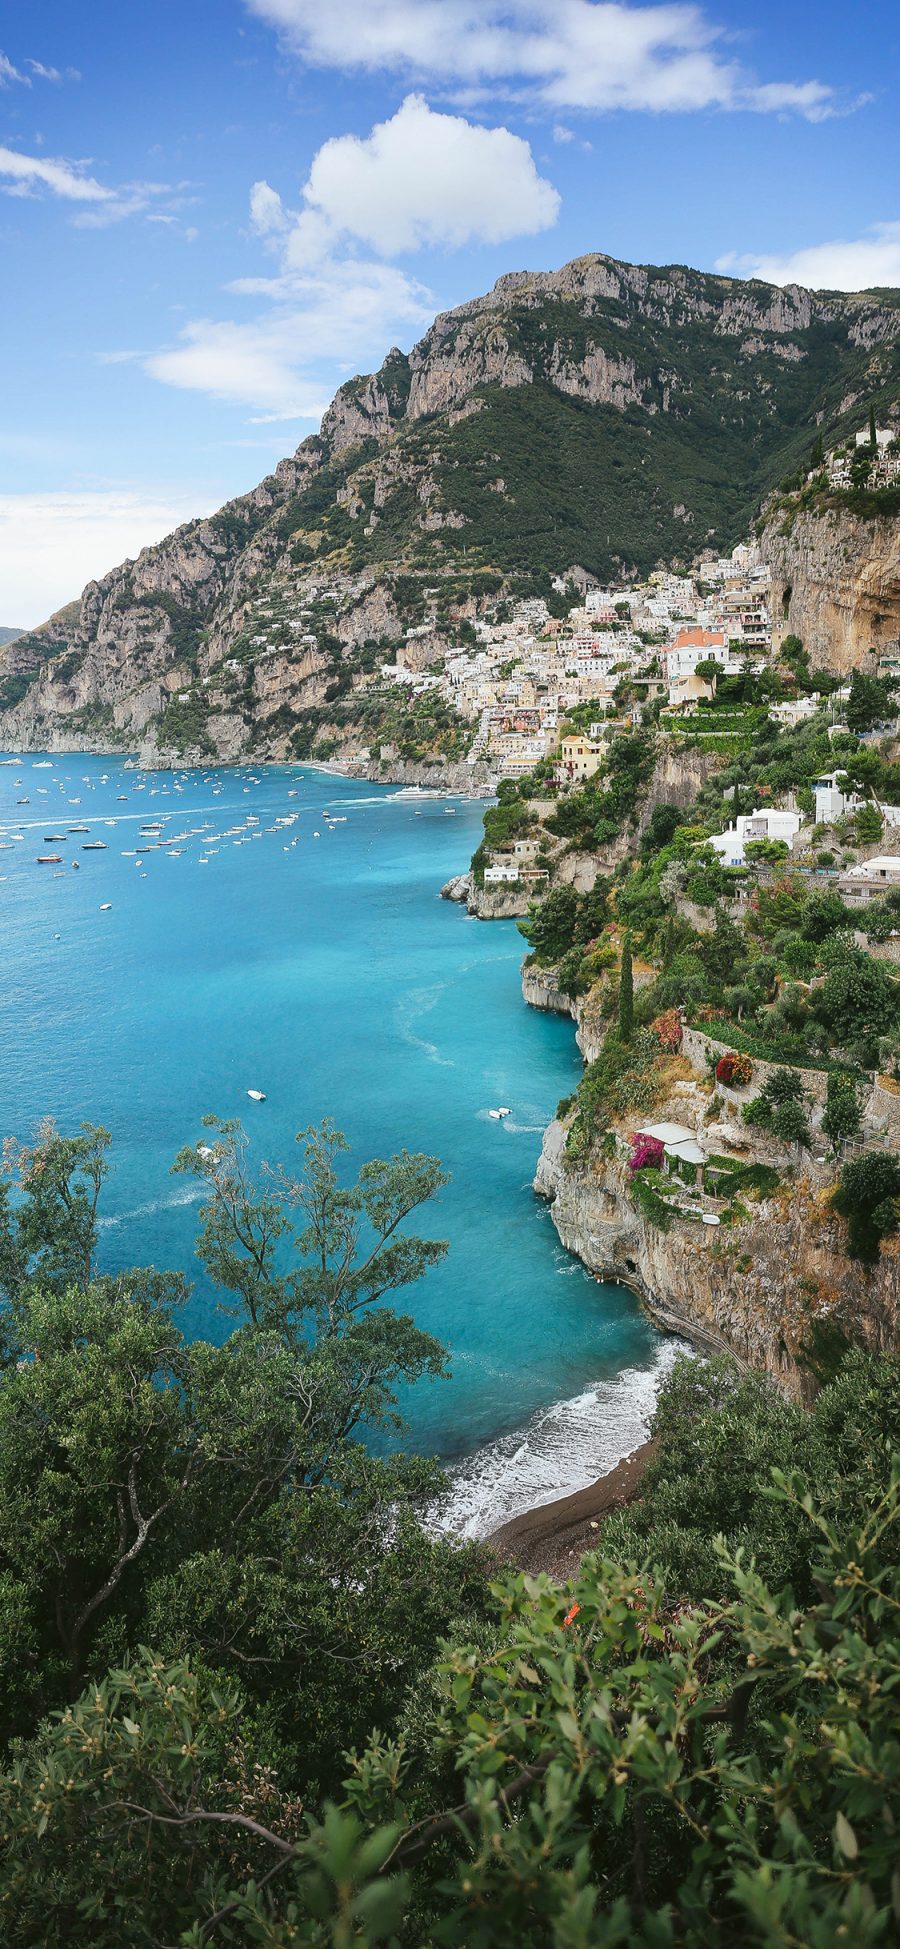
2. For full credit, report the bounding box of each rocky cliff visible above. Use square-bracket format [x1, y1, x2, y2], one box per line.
[762, 502, 900, 673]
[3, 250, 899, 762]
[535, 1117, 900, 1402]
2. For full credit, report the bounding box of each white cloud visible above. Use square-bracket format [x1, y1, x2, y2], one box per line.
[0, 145, 112, 202]
[717, 222, 900, 292]
[27, 59, 80, 83]
[290, 95, 559, 260]
[0, 51, 28, 86]
[146, 98, 557, 418]
[245, 0, 848, 121]
[0, 146, 199, 229]
[0, 51, 79, 87]
[144, 261, 432, 416]
[249, 178, 288, 234]
[0, 489, 217, 629]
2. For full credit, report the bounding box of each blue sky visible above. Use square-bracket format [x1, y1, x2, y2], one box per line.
[1, 0, 898, 624]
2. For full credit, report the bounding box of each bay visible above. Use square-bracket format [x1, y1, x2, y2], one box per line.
[0, 752, 668, 1528]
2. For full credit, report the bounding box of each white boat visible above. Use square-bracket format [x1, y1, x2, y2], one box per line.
[247, 1089, 266, 1102]
[488, 1107, 511, 1120]
[99, 903, 112, 912]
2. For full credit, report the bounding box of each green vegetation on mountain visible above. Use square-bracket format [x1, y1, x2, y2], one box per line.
[2, 252, 900, 757]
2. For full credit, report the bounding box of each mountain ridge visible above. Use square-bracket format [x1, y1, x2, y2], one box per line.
[2, 248, 899, 761]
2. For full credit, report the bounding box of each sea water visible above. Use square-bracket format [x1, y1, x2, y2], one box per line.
[0, 754, 672, 1531]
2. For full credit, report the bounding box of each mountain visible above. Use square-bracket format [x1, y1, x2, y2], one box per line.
[0, 628, 23, 648]
[2, 251, 899, 762]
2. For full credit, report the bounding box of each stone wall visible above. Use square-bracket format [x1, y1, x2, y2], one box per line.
[868, 1075, 900, 1129]
[681, 1024, 831, 1108]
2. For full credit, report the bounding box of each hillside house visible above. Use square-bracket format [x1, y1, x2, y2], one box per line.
[709, 808, 802, 867]
[556, 733, 607, 784]
[838, 856, 900, 904]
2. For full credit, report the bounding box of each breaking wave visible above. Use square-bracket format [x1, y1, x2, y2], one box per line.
[433, 1337, 689, 1541]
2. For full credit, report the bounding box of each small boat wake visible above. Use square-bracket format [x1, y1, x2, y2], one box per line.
[98, 1182, 206, 1230]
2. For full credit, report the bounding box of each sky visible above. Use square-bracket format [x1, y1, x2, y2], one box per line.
[1, 0, 898, 626]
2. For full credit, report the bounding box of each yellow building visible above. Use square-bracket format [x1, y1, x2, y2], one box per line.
[556, 733, 607, 783]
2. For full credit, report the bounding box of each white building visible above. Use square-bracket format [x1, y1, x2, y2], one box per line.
[709, 808, 802, 867]
[855, 426, 895, 451]
[484, 863, 520, 884]
[813, 773, 863, 824]
[770, 696, 822, 728]
[838, 855, 900, 904]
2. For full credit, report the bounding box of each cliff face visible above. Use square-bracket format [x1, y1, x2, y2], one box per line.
[535, 1119, 900, 1402]
[3, 250, 899, 762]
[762, 504, 900, 673]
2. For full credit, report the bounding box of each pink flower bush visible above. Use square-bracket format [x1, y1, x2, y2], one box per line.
[629, 1133, 665, 1173]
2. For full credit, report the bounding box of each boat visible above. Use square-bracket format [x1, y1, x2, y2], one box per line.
[82, 841, 107, 851]
[71, 861, 80, 870]
[247, 1089, 266, 1102]
[68, 825, 89, 833]
[99, 903, 112, 912]
[37, 855, 62, 864]
[488, 1107, 512, 1120]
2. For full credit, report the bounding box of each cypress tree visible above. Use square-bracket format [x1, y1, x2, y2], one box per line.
[618, 932, 634, 1043]
[869, 404, 877, 449]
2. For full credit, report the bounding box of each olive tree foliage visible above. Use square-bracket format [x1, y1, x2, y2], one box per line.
[4, 1461, 897, 1948]
[0, 1119, 111, 1308]
[0, 1119, 486, 1788]
[173, 1116, 450, 1439]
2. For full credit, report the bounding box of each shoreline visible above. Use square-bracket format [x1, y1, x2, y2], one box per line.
[0, 741, 499, 801]
[487, 1440, 656, 1577]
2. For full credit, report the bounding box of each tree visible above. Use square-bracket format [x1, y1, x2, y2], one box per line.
[846, 669, 897, 734]
[817, 946, 898, 1062]
[744, 837, 790, 865]
[770, 1096, 812, 1156]
[809, 432, 825, 469]
[5, 1452, 898, 1949]
[642, 801, 682, 854]
[0, 1121, 489, 1780]
[832, 1149, 900, 1263]
[822, 1071, 862, 1153]
[854, 801, 884, 843]
[0, 1119, 110, 1301]
[517, 884, 579, 963]
[173, 1118, 449, 1410]
[869, 402, 877, 449]
[694, 656, 721, 685]
[802, 887, 849, 943]
[618, 932, 634, 1042]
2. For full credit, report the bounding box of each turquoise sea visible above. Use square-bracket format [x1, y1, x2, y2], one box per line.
[0, 754, 672, 1532]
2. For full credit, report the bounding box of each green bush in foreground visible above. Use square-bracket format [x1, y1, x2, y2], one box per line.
[0, 1112, 897, 1944]
[3, 1454, 897, 1946]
